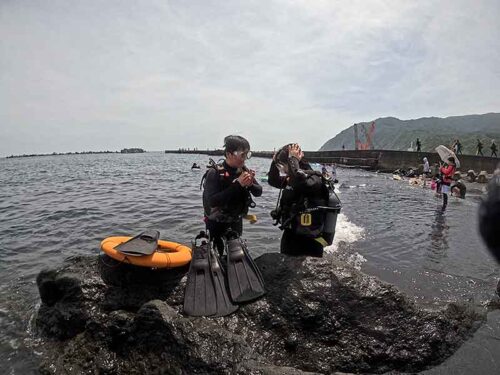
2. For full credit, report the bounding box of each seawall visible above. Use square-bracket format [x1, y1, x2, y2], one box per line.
[165, 149, 499, 173]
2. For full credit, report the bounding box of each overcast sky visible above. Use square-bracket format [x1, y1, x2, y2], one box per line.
[1, 0, 499, 156]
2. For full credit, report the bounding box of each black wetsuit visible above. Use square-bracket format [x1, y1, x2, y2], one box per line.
[203, 161, 262, 255]
[268, 156, 329, 257]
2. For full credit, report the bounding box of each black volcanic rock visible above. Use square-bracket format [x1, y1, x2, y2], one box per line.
[34, 254, 484, 374]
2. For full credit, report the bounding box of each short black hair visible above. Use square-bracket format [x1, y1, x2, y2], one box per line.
[448, 157, 455, 164]
[223, 135, 250, 155]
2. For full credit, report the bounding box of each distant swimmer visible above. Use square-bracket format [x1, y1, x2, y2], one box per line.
[191, 163, 200, 169]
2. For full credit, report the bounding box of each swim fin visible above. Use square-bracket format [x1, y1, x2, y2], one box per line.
[114, 230, 159, 256]
[225, 233, 265, 303]
[209, 247, 239, 317]
[183, 232, 238, 317]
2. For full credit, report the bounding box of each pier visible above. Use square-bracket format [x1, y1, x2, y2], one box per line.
[165, 149, 499, 173]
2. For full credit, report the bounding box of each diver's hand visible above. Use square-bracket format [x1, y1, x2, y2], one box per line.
[237, 172, 254, 187]
[288, 144, 303, 160]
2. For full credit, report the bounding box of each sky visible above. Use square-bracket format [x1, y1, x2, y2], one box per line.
[1, 0, 499, 156]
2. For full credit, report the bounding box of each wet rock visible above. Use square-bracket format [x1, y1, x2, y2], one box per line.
[477, 171, 488, 183]
[35, 269, 87, 339]
[35, 254, 484, 374]
[467, 170, 477, 182]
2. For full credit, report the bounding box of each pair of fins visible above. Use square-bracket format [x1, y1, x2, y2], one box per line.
[114, 230, 160, 256]
[183, 231, 265, 317]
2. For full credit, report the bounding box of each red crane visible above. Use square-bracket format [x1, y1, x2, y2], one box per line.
[354, 122, 376, 150]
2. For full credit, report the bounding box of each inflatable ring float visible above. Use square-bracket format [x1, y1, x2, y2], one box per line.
[101, 236, 192, 268]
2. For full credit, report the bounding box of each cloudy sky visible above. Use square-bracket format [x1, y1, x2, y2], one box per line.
[1, 0, 499, 156]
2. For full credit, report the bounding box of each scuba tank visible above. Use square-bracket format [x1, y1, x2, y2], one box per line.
[320, 180, 342, 244]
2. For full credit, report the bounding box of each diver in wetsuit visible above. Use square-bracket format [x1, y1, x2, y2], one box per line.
[268, 143, 341, 257]
[202, 135, 262, 256]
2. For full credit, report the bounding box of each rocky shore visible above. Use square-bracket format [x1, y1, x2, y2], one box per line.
[34, 254, 484, 374]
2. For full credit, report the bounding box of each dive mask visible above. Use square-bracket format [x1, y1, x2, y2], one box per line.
[233, 150, 252, 160]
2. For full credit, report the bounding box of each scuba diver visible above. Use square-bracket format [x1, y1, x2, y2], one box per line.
[201, 135, 262, 254]
[268, 143, 341, 257]
[184, 135, 265, 317]
[439, 157, 457, 210]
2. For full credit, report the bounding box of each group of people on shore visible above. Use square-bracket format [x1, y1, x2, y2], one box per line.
[201, 135, 340, 258]
[415, 138, 497, 157]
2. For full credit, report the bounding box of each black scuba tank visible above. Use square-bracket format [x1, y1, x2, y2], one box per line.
[322, 185, 342, 244]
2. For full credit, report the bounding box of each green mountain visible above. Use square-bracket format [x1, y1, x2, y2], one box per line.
[320, 113, 500, 154]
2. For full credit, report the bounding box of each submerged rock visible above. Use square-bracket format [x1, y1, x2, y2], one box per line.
[35, 254, 484, 374]
[478, 171, 489, 183]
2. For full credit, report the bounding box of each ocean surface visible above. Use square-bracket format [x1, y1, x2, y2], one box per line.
[0, 152, 499, 374]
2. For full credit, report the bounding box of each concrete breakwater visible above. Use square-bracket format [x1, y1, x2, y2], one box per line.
[165, 149, 499, 173]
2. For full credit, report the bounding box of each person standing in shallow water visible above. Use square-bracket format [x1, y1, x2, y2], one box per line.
[202, 135, 262, 256]
[439, 157, 456, 210]
[422, 157, 430, 187]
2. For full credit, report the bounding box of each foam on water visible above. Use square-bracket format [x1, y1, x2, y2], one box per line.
[325, 213, 367, 269]
[331, 213, 365, 246]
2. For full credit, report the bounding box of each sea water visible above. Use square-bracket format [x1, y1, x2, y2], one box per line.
[0, 152, 498, 374]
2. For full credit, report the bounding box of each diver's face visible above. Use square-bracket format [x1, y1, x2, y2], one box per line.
[226, 149, 250, 168]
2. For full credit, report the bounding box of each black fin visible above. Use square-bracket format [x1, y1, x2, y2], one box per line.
[226, 234, 265, 303]
[209, 249, 239, 317]
[184, 235, 217, 316]
[184, 233, 238, 317]
[114, 230, 159, 256]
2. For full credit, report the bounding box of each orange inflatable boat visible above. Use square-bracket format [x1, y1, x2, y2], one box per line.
[100, 236, 192, 268]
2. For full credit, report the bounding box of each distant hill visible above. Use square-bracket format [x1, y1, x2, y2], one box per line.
[320, 113, 500, 154]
